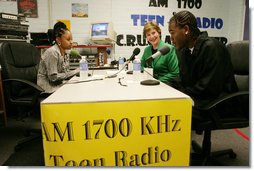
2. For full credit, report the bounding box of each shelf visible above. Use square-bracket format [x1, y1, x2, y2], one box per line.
[36, 45, 112, 49]
[36, 44, 112, 67]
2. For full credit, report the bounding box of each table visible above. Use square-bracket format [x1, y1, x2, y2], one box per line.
[40, 70, 192, 166]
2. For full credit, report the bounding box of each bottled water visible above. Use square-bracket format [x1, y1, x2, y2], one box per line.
[118, 57, 125, 71]
[133, 56, 141, 80]
[128, 61, 133, 72]
[80, 56, 89, 81]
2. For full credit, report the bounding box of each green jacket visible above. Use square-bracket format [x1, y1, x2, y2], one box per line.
[141, 40, 179, 84]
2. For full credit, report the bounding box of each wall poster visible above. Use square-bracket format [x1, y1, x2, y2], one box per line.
[72, 3, 88, 18]
[17, 0, 38, 18]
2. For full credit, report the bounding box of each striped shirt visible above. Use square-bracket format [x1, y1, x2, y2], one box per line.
[37, 44, 78, 93]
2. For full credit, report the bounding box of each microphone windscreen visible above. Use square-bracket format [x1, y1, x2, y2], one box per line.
[133, 47, 141, 55]
[70, 49, 80, 58]
[159, 45, 170, 55]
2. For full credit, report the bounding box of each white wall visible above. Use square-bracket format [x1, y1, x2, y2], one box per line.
[0, 0, 246, 60]
[0, 0, 49, 33]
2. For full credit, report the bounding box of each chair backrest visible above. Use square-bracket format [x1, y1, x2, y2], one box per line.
[0, 41, 40, 82]
[0, 41, 41, 99]
[226, 40, 249, 119]
[226, 40, 249, 91]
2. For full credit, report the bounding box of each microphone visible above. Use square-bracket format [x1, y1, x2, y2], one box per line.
[70, 49, 82, 58]
[141, 46, 170, 86]
[127, 47, 141, 61]
[145, 45, 170, 64]
[106, 48, 140, 78]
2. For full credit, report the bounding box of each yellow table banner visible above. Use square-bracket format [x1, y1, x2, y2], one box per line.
[41, 98, 192, 166]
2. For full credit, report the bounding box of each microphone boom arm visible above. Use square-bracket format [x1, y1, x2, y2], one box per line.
[105, 61, 129, 78]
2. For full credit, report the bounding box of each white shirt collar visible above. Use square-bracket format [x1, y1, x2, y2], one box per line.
[189, 47, 194, 54]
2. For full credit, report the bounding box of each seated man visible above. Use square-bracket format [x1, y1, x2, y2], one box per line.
[168, 10, 238, 127]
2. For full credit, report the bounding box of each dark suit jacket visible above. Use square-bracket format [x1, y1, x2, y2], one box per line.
[171, 31, 238, 108]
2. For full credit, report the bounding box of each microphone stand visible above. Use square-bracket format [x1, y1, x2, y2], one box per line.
[105, 61, 129, 78]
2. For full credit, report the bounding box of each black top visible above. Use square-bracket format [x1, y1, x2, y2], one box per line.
[151, 47, 157, 55]
[172, 31, 238, 107]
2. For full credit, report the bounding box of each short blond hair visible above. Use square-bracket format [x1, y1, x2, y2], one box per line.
[143, 21, 161, 38]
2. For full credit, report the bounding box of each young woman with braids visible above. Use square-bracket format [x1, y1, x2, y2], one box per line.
[168, 10, 238, 126]
[37, 21, 79, 93]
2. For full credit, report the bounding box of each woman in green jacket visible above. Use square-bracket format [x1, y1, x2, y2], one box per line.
[141, 21, 179, 85]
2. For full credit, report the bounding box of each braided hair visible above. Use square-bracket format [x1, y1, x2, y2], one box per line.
[47, 21, 69, 45]
[169, 10, 200, 39]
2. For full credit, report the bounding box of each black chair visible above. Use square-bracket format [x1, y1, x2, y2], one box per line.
[0, 41, 44, 151]
[191, 40, 249, 166]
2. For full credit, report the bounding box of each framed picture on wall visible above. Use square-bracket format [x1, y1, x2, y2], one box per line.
[17, 0, 38, 18]
[72, 3, 88, 18]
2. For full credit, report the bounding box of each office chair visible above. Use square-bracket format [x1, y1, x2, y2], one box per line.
[191, 40, 249, 166]
[0, 41, 44, 151]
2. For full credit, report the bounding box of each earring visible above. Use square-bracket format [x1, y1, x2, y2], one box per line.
[185, 32, 188, 35]
[58, 42, 61, 46]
